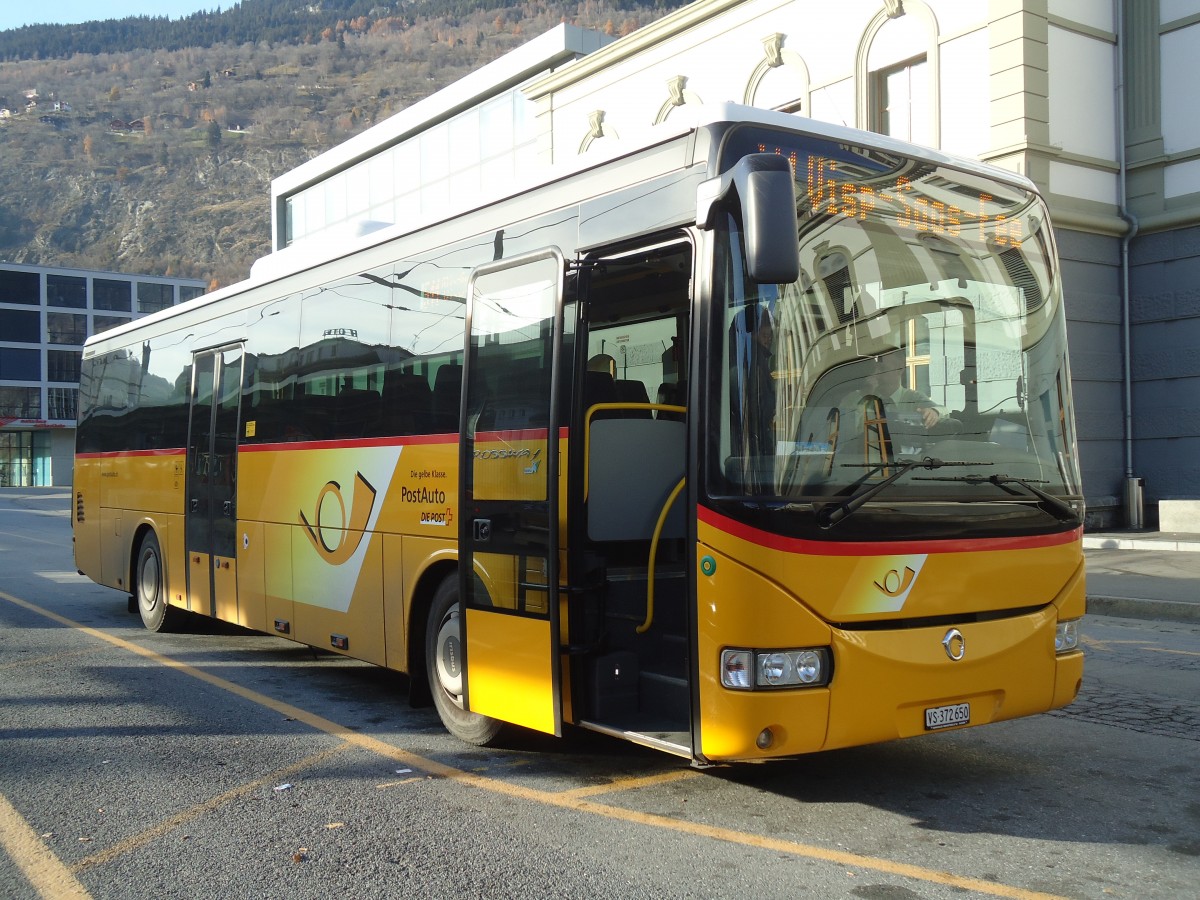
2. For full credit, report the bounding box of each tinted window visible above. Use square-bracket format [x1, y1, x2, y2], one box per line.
[0, 269, 39, 304]
[137, 282, 174, 314]
[0, 348, 41, 380]
[47, 350, 82, 383]
[94, 315, 130, 335]
[47, 274, 87, 308]
[93, 279, 132, 311]
[0, 387, 40, 418]
[0, 309, 40, 343]
[47, 313, 87, 345]
[180, 285, 206, 303]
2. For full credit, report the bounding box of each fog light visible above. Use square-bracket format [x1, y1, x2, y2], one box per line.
[756, 727, 774, 749]
[1055, 619, 1080, 653]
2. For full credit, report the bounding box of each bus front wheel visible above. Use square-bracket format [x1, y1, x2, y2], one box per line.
[134, 531, 182, 633]
[425, 576, 503, 746]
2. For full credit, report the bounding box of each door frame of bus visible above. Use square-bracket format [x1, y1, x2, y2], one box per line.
[184, 343, 244, 622]
[458, 248, 565, 736]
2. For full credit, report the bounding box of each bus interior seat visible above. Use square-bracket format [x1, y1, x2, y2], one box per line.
[656, 381, 686, 420]
[334, 387, 380, 438]
[583, 369, 618, 421]
[431, 364, 462, 432]
[614, 379, 651, 417]
[373, 371, 432, 436]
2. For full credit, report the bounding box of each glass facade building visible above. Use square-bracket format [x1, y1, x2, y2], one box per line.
[0, 263, 206, 486]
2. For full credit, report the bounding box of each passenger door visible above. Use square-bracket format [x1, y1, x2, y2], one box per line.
[185, 344, 244, 621]
[459, 249, 564, 736]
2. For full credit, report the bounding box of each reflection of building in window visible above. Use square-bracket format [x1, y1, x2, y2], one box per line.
[872, 55, 929, 143]
[902, 318, 931, 397]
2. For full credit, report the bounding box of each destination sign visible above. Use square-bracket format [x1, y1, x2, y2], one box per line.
[753, 143, 1024, 249]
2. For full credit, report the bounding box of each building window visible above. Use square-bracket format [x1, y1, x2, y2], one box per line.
[48, 349, 82, 383]
[93, 278, 132, 311]
[0, 308, 40, 343]
[0, 268, 39, 304]
[47, 387, 77, 421]
[93, 315, 130, 335]
[137, 282, 174, 314]
[0, 348, 41, 380]
[871, 55, 930, 144]
[47, 274, 87, 308]
[180, 285, 206, 303]
[0, 386, 39, 418]
[47, 313, 87, 345]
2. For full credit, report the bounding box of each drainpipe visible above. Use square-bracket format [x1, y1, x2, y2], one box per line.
[1115, 0, 1143, 528]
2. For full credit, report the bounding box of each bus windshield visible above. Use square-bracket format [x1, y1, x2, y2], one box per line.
[712, 126, 1081, 521]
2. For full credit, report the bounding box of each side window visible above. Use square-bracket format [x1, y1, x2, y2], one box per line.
[242, 294, 301, 443]
[297, 274, 391, 441]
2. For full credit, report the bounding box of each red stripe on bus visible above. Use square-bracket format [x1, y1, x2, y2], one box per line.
[698, 505, 1081, 556]
[75, 448, 185, 459]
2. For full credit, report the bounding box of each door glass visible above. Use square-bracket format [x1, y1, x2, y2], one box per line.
[212, 348, 243, 558]
[186, 354, 216, 553]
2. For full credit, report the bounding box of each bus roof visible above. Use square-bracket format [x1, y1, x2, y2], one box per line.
[83, 103, 1039, 354]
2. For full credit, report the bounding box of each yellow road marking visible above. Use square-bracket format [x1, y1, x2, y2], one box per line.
[72, 745, 351, 873]
[1146, 647, 1200, 658]
[0, 790, 91, 898]
[557, 768, 703, 799]
[0, 589, 1066, 900]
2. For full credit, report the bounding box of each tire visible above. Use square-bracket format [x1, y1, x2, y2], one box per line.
[134, 531, 182, 633]
[425, 575, 503, 746]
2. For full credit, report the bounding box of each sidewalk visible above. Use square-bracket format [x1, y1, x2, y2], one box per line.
[1084, 530, 1200, 625]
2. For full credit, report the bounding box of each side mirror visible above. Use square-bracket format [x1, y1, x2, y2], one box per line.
[697, 153, 800, 285]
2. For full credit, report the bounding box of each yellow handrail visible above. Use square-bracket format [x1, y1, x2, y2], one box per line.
[637, 476, 686, 634]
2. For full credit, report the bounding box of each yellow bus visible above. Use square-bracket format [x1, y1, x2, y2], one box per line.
[74, 104, 1084, 762]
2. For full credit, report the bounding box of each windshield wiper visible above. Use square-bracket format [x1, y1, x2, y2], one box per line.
[816, 457, 985, 529]
[918, 473, 1080, 524]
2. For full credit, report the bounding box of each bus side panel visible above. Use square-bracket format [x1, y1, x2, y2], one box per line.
[264, 522, 294, 636]
[73, 458, 105, 585]
[236, 519, 267, 632]
[290, 528, 386, 666]
[382, 533, 406, 672]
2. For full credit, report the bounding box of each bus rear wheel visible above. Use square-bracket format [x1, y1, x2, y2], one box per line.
[134, 531, 182, 633]
[425, 576, 503, 746]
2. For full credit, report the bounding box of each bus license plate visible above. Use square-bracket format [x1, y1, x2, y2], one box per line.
[925, 702, 970, 730]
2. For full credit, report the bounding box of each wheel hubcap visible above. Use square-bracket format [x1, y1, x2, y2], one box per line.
[434, 610, 464, 708]
[139, 551, 160, 611]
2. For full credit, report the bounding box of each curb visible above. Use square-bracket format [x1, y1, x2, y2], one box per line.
[1087, 594, 1200, 625]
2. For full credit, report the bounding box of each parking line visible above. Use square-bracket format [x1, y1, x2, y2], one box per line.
[557, 769, 703, 799]
[0, 589, 1067, 900]
[0, 790, 91, 899]
[71, 744, 352, 873]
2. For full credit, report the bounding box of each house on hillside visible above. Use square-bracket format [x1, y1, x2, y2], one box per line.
[0, 108, 12, 120]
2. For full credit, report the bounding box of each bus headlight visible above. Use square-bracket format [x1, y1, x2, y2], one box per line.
[721, 647, 831, 690]
[1055, 619, 1080, 653]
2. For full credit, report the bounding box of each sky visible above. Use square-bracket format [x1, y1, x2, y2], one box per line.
[0, 2, 218, 33]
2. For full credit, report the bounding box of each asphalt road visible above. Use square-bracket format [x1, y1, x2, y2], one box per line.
[1, 489, 1198, 899]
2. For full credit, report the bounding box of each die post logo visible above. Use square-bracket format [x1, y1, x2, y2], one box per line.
[299, 472, 377, 565]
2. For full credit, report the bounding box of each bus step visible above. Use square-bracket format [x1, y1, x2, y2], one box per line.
[639, 669, 688, 722]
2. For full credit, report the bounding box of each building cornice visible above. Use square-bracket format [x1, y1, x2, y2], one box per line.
[525, 0, 748, 99]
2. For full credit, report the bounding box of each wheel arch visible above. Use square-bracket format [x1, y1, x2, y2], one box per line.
[127, 520, 160, 595]
[405, 555, 459, 707]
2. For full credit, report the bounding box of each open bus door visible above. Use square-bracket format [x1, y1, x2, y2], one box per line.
[459, 249, 565, 736]
[185, 344, 244, 622]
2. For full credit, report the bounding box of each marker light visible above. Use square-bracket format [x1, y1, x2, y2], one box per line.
[1055, 619, 1080, 653]
[721, 647, 831, 690]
